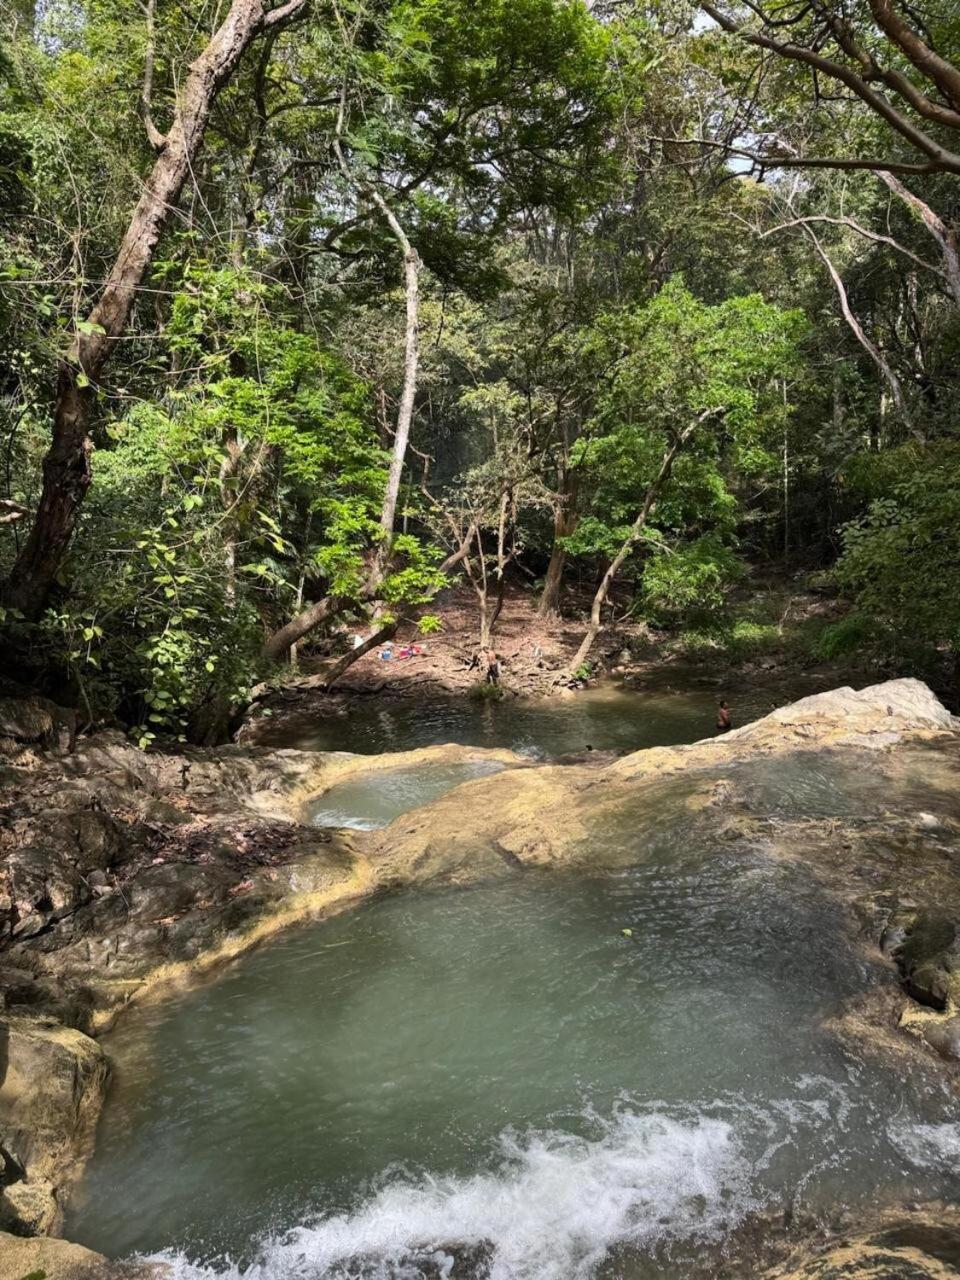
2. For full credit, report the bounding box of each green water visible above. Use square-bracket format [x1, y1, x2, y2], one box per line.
[68, 751, 960, 1279]
[252, 683, 802, 757]
[307, 760, 508, 830]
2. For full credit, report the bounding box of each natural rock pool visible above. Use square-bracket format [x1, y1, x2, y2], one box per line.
[66, 736, 960, 1279]
[249, 683, 807, 757]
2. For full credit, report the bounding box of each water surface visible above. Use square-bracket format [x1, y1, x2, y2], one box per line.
[70, 753, 960, 1278]
[307, 760, 508, 830]
[253, 684, 802, 757]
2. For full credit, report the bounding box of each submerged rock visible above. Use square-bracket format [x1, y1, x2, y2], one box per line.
[767, 1210, 960, 1279]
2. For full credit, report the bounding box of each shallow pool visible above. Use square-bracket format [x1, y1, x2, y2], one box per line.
[68, 758, 960, 1277]
[252, 684, 801, 758]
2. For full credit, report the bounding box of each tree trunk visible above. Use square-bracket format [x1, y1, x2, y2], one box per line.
[377, 242, 420, 565]
[564, 424, 697, 677]
[802, 225, 921, 440]
[874, 169, 960, 308]
[332, 96, 420, 588]
[260, 521, 478, 664]
[263, 595, 343, 663]
[539, 472, 580, 618]
[2, 0, 306, 620]
[321, 621, 397, 688]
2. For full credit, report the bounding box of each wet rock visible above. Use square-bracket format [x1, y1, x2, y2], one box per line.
[920, 1015, 960, 1062]
[767, 1213, 960, 1279]
[900, 914, 959, 1012]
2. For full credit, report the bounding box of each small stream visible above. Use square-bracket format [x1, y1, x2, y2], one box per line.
[66, 687, 960, 1278]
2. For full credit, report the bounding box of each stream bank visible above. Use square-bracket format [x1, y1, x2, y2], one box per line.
[2, 679, 960, 1275]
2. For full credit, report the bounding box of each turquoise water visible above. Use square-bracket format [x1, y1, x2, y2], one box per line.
[307, 759, 508, 830]
[68, 751, 960, 1278]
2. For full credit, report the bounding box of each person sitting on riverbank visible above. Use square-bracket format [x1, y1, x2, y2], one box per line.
[716, 699, 732, 733]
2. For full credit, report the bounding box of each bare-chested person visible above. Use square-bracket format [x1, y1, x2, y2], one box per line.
[716, 698, 732, 733]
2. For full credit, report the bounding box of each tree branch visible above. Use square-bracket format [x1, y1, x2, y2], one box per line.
[650, 136, 949, 175]
[801, 224, 921, 440]
[698, 2, 960, 174]
[762, 214, 943, 277]
[140, 0, 167, 152]
[867, 0, 960, 112]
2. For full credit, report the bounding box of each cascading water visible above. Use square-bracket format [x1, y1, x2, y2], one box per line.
[67, 746, 960, 1279]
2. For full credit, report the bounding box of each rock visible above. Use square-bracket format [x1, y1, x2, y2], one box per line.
[0, 694, 76, 757]
[0, 1232, 164, 1279]
[917, 812, 943, 830]
[766, 1214, 960, 1279]
[0, 1232, 105, 1279]
[0, 1018, 108, 1234]
[921, 1015, 960, 1062]
[899, 914, 959, 1012]
[1, 679, 959, 1249]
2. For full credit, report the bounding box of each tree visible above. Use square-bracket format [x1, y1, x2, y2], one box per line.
[697, 0, 960, 175]
[2, 0, 307, 620]
[563, 280, 805, 672]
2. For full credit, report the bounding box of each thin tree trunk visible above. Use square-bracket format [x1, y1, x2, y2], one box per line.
[332, 88, 420, 586]
[874, 169, 960, 308]
[802, 225, 921, 440]
[564, 423, 699, 677]
[539, 471, 579, 617]
[2, 0, 305, 620]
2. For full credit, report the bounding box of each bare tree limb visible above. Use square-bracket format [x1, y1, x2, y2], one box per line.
[140, 0, 167, 152]
[867, 0, 960, 113]
[762, 214, 943, 277]
[698, 2, 960, 174]
[801, 224, 922, 440]
[650, 136, 949, 175]
[874, 170, 960, 307]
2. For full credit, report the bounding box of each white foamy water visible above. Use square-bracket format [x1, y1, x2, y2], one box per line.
[154, 1113, 754, 1280]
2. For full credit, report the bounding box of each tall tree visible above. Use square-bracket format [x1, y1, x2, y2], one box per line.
[2, 0, 306, 620]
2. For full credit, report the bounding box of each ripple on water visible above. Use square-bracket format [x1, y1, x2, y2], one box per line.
[69, 829, 960, 1276]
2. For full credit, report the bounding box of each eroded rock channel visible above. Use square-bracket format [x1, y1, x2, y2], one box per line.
[2, 680, 960, 1278]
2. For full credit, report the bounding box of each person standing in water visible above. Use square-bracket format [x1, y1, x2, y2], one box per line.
[716, 698, 732, 733]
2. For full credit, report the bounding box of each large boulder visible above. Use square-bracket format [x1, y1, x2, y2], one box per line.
[0, 1018, 107, 1235]
[0, 1233, 162, 1279]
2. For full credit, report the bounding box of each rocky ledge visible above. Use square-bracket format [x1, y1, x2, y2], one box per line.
[1, 678, 959, 1273]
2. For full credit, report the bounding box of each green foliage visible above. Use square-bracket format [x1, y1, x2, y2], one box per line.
[468, 680, 504, 701]
[811, 614, 874, 661]
[641, 535, 745, 623]
[834, 446, 960, 668]
[5, 0, 960, 727]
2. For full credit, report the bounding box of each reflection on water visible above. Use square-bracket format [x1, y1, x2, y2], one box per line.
[69, 752, 960, 1277]
[252, 685, 804, 758]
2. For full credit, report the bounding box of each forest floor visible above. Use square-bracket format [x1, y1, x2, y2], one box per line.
[252, 569, 887, 726]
